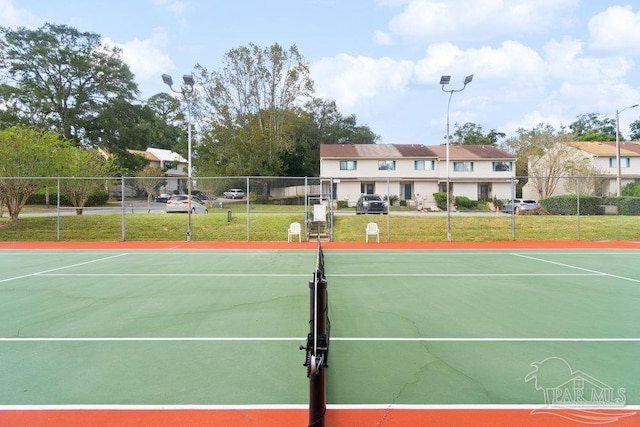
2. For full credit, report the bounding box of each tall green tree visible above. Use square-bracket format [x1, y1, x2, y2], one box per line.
[451, 122, 505, 146]
[0, 126, 70, 221]
[569, 113, 616, 141]
[283, 99, 378, 176]
[0, 23, 138, 146]
[630, 119, 640, 140]
[194, 43, 314, 177]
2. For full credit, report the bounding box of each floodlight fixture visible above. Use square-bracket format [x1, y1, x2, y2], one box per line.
[161, 73, 173, 87]
[439, 75, 451, 85]
[183, 74, 195, 87]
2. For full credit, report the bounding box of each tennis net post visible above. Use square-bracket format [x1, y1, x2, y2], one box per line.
[300, 240, 329, 427]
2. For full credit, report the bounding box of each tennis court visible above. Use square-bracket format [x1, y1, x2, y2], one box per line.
[0, 240, 639, 427]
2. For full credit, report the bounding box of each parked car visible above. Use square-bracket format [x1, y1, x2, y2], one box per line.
[155, 193, 172, 203]
[166, 195, 208, 214]
[223, 189, 245, 199]
[502, 199, 539, 214]
[355, 194, 388, 214]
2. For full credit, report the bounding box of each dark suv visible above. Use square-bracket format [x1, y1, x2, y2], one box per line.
[356, 194, 388, 214]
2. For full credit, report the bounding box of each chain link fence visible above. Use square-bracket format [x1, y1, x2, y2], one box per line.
[1, 175, 638, 242]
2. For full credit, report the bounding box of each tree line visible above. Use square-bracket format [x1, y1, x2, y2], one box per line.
[2, 23, 639, 221]
[0, 23, 377, 221]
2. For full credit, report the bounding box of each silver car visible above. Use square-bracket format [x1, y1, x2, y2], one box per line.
[502, 199, 538, 214]
[223, 189, 245, 199]
[166, 195, 208, 214]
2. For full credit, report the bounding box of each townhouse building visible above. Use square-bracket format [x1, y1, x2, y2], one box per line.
[320, 144, 516, 208]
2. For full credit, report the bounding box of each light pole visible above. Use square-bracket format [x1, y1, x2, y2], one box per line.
[440, 74, 473, 242]
[615, 103, 638, 196]
[162, 73, 195, 241]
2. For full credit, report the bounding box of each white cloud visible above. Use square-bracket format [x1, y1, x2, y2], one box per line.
[373, 30, 393, 45]
[0, 0, 39, 27]
[103, 30, 174, 82]
[152, 0, 187, 16]
[312, 54, 414, 109]
[413, 41, 544, 88]
[378, 0, 579, 43]
[588, 5, 640, 53]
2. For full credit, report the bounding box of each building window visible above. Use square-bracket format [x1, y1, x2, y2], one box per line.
[453, 161, 474, 172]
[378, 160, 396, 171]
[492, 161, 512, 172]
[414, 160, 435, 170]
[609, 158, 630, 168]
[340, 160, 357, 170]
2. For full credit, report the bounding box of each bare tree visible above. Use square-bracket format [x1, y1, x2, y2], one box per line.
[135, 166, 166, 213]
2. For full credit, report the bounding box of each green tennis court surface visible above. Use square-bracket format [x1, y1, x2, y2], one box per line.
[1, 248, 639, 412]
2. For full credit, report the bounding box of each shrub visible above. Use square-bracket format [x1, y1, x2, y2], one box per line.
[27, 190, 109, 207]
[540, 195, 602, 215]
[602, 196, 640, 215]
[384, 194, 399, 205]
[454, 196, 477, 210]
[433, 192, 447, 210]
[336, 200, 349, 209]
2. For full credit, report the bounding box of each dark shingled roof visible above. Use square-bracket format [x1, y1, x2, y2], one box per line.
[320, 144, 514, 159]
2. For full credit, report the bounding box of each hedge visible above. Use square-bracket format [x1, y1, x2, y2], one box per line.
[541, 195, 640, 215]
[27, 190, 109, 207]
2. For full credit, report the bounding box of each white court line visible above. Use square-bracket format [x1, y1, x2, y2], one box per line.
[513, 253, 640, 283]
[1, 337, 638, 342]
[39, 273, 309, 277]
[0, 253, 129, 284]
[0, 403, 638, 411]
[325, 273, 600, 277]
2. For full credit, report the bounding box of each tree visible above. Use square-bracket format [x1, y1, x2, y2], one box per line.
[0, 126, 70, 221]
[569, 113, 616, 141]
[0, 23, 138, 146]
[527, 140, 575, 198]
[135, 166, 166, 213]
[451, 122, 505, 146]
[630, 119, 640, 141]
[503, 124, 570, 197]
[193, 43, 314, 177]
[59, 148, 114, 215]
[283, 99, 378, 176]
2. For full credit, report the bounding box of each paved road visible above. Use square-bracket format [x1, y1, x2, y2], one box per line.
[19, 202, 498, 217]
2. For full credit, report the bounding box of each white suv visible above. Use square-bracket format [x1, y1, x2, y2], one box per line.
[502, 199, 538, 213]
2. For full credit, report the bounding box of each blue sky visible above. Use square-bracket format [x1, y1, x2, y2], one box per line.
[2, 0, 640, 145]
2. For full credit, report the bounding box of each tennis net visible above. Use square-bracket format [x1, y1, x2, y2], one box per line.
[301, 239, 330, 427]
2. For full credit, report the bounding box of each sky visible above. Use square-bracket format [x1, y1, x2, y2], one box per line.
[2, 0, 640, 145]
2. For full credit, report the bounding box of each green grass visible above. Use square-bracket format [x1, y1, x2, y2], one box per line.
[1, 208, 639, 241]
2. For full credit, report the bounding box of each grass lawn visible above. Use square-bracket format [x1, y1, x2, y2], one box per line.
[1, 205, 639, 242]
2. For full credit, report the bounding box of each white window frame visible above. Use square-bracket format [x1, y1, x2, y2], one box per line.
[453, 161, 474, 172]
[340, 160, 357, 170]
[414, 160, 435, 171]
[609, 157, 630, 168]
[378, 160, 396, 171]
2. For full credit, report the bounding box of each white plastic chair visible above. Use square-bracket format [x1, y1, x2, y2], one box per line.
[365, 222, 379, 243]
[288, 222, 302, 243]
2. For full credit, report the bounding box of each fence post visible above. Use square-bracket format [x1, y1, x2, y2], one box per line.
[576, 177, 581, 241]
[121, 176, 126, 241]
[56, 179, 61, 241]
[510, 176, 516, 241]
